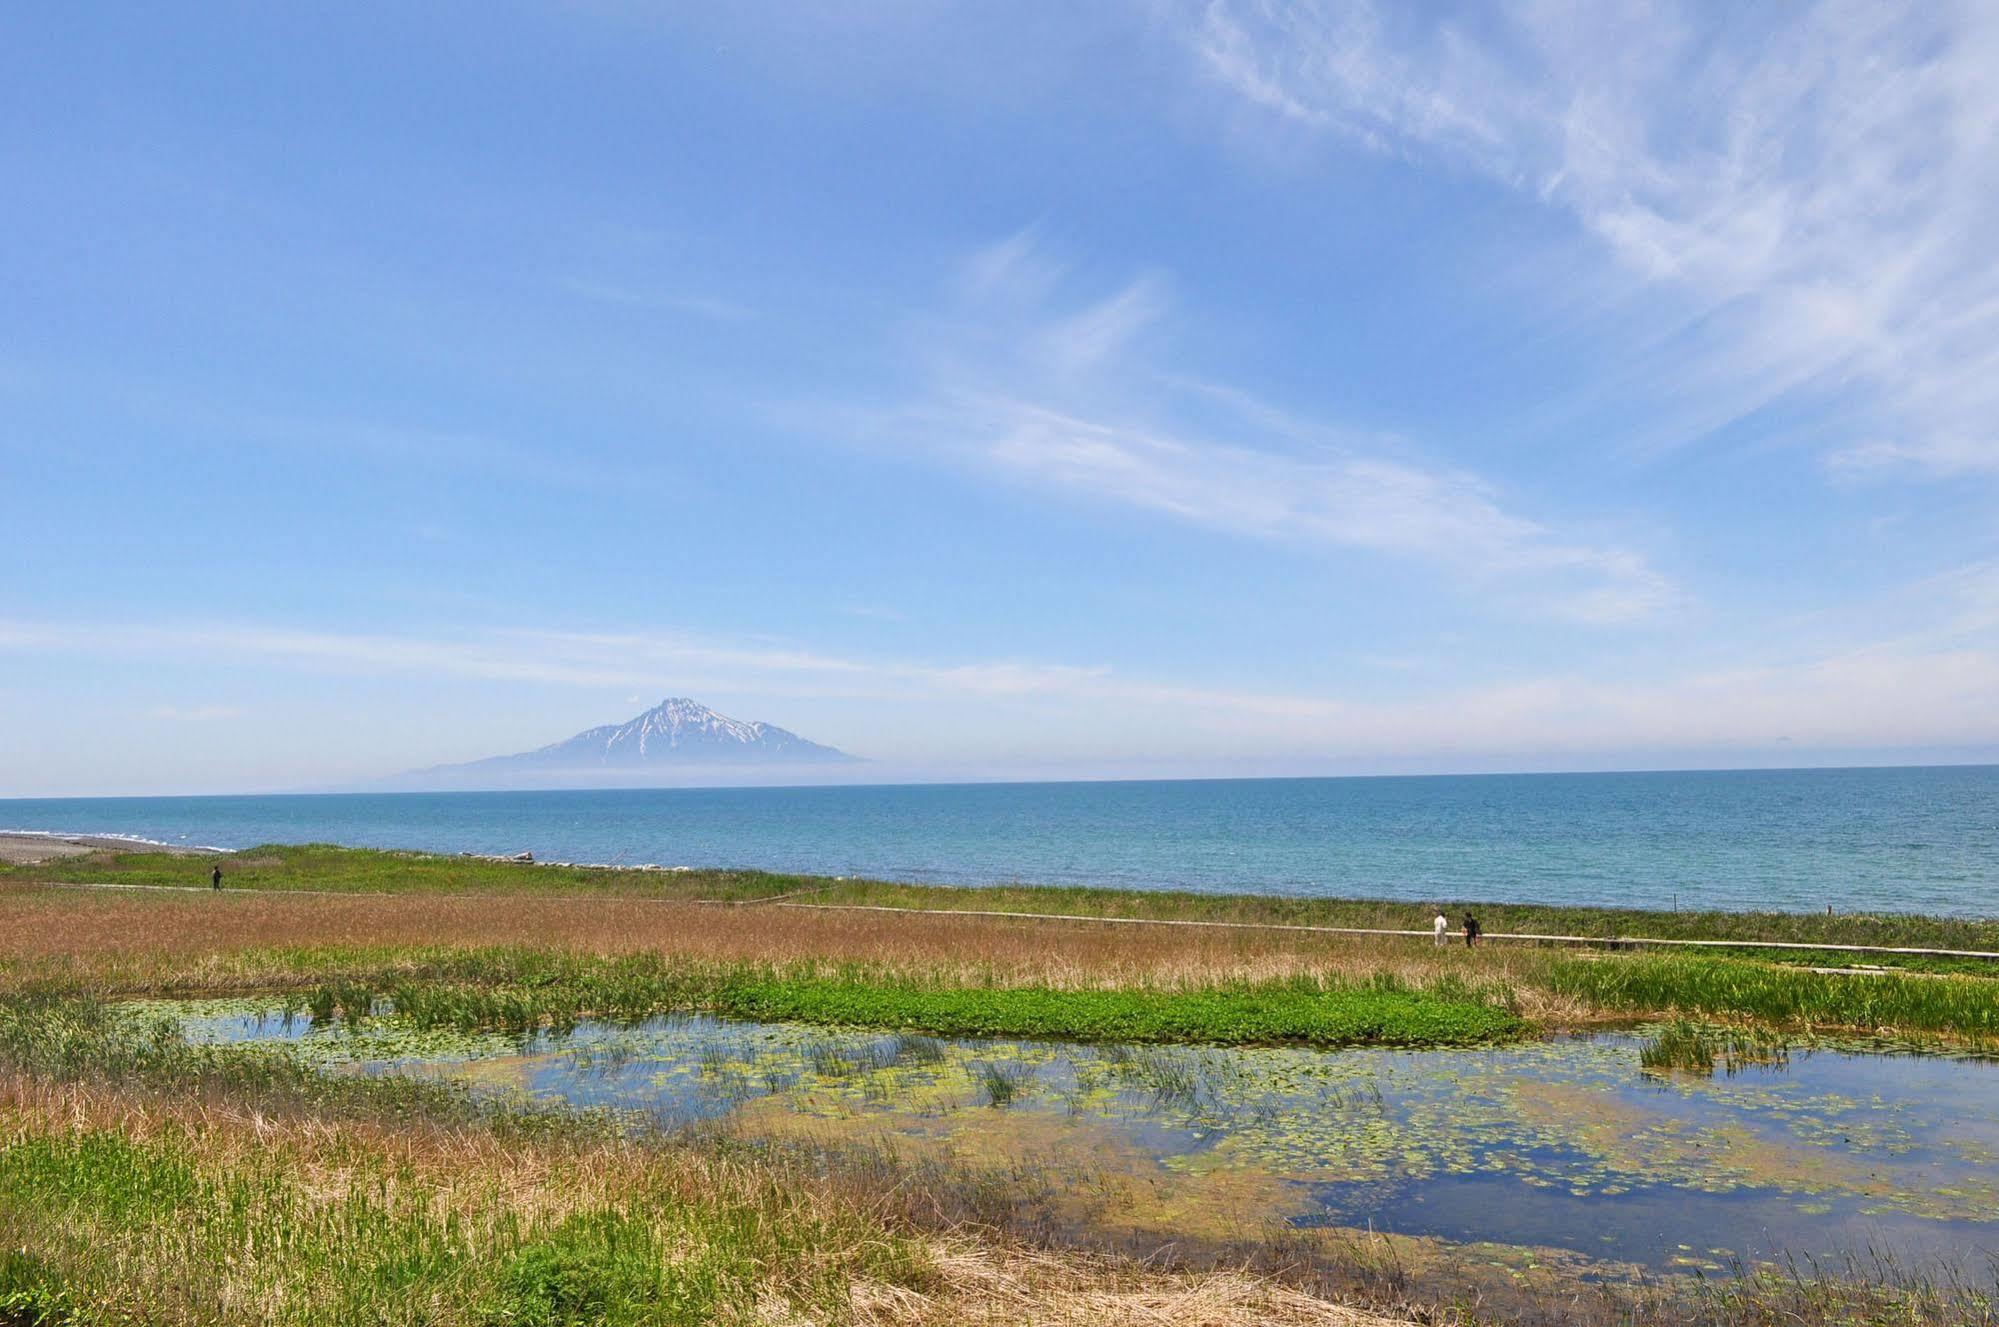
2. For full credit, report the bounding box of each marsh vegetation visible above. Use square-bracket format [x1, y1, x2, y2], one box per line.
[4, 843, 1999, 1324]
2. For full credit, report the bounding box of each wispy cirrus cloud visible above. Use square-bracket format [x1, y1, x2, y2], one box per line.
[1185, 0, 1999, 475]
[0, 618, 1111, 702]
[972, 400, 1677, 623]
[885, 230, 1679, 623]
[6, 613, 1999, 759]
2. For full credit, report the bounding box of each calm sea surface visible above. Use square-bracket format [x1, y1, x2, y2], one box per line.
[7, 766, 1998, 915]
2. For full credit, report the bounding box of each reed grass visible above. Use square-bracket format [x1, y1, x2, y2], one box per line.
[6, 873, 1996, 1041]
[1551, 955, 1999, 1037]
[1638, 1021, 1790, 1076]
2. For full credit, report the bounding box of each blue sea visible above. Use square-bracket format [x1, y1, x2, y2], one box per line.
[6, 766, 1998, 916]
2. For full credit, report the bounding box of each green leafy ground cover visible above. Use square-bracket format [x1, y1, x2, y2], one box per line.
[325, 959, 1526, 1049]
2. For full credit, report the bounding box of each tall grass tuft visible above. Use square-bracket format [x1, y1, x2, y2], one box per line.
[970, 1060, 1033, 1107]
[1552, 955, 1999, 1037]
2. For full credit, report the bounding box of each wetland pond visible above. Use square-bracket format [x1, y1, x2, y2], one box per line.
[158, 1001, 1999, 1284]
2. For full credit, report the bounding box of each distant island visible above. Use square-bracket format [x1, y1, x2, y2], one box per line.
[391, 697, 858, 790]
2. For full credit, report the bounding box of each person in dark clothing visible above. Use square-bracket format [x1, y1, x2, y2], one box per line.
[1462, 912, 1480, 947]
[211, 864, 222, 891]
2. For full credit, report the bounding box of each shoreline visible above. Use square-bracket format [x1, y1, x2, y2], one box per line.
[0, 829, 222, 866]
[9, 835, 1999, 936]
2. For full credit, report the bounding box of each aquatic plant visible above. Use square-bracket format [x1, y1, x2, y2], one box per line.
[278, 958, 1529, 1051]
[806, 1038, 860, 1078]
[1110, 1046, 1203, 1109]
[301, 978, 377, 1025]
[1641, 1022, 1792, 1077]
[890, 1033, 947, 1065]
[971, 1059, 1034, 1107]
[1639, 1022, 1717, 1074]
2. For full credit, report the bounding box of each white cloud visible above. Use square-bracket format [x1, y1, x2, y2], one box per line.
[974, 401, 1677, 622]
[1828, 435, 1999, 478]
[1187, 0, 1999, 475]
[0, 618, 1109, 702]
[1038, 275, 1168, 372]
[5, 615, 1998, 760]
[896, 231, 1679, 623]
[956, 227, 1064, 304]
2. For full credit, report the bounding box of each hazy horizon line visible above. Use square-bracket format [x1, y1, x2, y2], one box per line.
[7, 750, 1998, 804]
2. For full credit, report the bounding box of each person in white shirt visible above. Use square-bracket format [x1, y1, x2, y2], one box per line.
[1432, 911, 1449, 947]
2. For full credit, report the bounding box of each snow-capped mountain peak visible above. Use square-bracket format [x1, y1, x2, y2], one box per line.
[414, 697, 857, 783]
[579, 697, 803, 760]
[390, 697, 858, 789]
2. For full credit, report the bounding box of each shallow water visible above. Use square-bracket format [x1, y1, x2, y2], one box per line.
[163, 1002, 1999, 1280]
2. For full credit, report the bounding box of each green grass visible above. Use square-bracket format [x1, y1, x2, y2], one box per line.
[311, 954, 1528, 1049]
[0, 1129, 907, 1327]
[1551, 955, 1999, 1038]
[0, 841, 806, 901]
[0, 1002, 931, 1327]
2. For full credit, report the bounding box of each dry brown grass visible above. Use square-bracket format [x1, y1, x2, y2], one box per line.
[864, 1246, 1418, 1326]
[0, 880, 1587, 1020]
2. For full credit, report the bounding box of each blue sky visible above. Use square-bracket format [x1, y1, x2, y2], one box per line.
[5, 1, 1999, 796]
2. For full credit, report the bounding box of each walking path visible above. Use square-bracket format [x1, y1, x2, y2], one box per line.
[770, 902, 1999, 961]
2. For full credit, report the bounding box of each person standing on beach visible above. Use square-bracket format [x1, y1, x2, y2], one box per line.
[1462, 912, 1480, 948]
[211, 864, 222, 891]
[1432, 911, 1449, 947]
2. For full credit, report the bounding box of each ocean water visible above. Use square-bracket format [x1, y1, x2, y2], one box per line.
[6, 766, 1998, 916]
